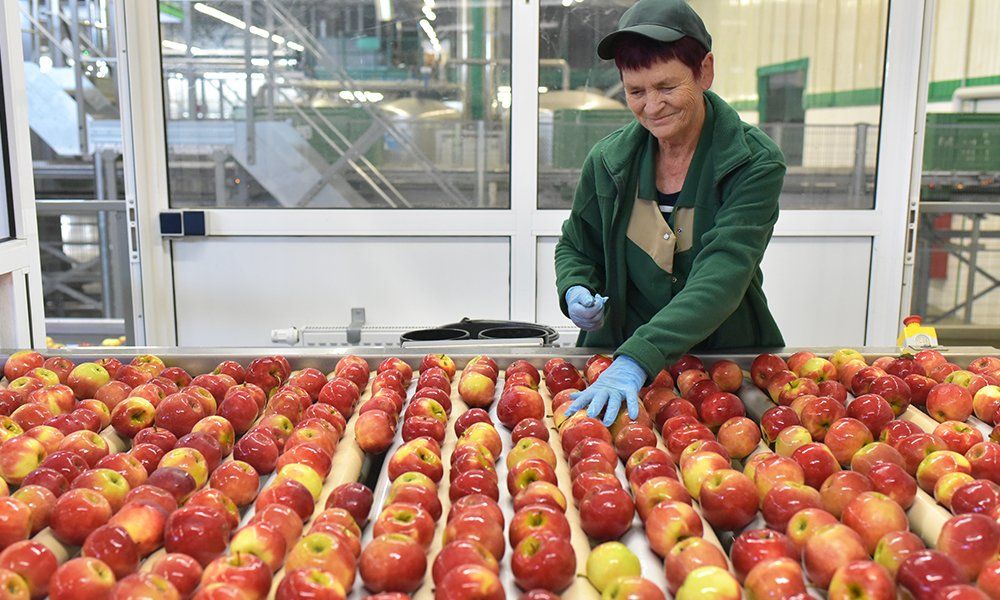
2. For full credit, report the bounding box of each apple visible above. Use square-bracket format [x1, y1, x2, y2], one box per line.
[432, 539, 498, 586]
[201, 553, 273, 599]
[130, 443, 166, 477]
[804, 523, 869, 589]
[799, 357, 837, 383]
[679, 451, 729, 499]
[896, 550, 965, 600]
[613, 422, 656, 461]
[873, 530, 925, 577]
[881, 419, 923, 447]
[751, 353, 787, 389]
[248, 504, 302, 552]
[932, 422, 983, 456]
[447, 493, 505, 526]
[401, 416, 446, 443]
[937, 513, 1000, 581]
[974, 386, 1000, 423]
[698, 469, 756, 531]
[905, 373, 937, 407]
[105, 500, 167, 558]
[714, 416, 760, 460]
[145, 466, 196, 503]
[851, 366, 887, 396]
[435, 564, 504, 600]
[798, 395, 847, 441]
[71, 467, 131, 512]
[578, 485, 634, 542]
[759, 406, 800, 445]
[50, 557, 116, 599]
[753, 454, 805, 501]
[67, 363, 111, 400]
[978, 560, 1000, 600]
[917, 450, 972, 493]
[508, 504, 571, 548]
[510, 532, 576, 592]
[460, 422, 503, 461]
[847, 393, 894, 438]
[359, 533, 425, 593]
[785, 507, 838, 555]
[729, 528, 797, 583]
[585, 541, 641, 593]
[600, 576, 666, 600]
[867, 375, 912, 416]
[0, 540, 56, 598]
[514, 481, 567, 513]
[827, 560, 895, 600]
[496, 385, 543, 428]
[762, 482, 823, 531]
[935, 472, 977, 510]
[387, 441, 443, 483]
[80, 523, 139, 578]
[0, 436, 46, 486]
[2, 351, 45, 382]
[255, 478, 315, 521]
[841, 491, 909, 554]
[824, 418, 874, 466]
[897, 433, 949, 475]
[50, 487, 113, 546]
[927, 383, 974, 422]
[633, 475, 689, 520]
[663, 536, 727, 595]
[372, 503, 435, 547]
[0, 496, 30, 551]
[967, 442, 1000, 485]
[124, 484, 177, 514]
[507, 458, 557, 496]
[707, 359, 743, 392]
[778, 378, 821, 406]
[697, 392, 745, 431]
[850, 442, 905, 479]
[163, 505, 232, 567]
[791, 442, 841, 489]
[325, 482, 373, 527]
[868, 462, 917, 509]
[744, 557, 809, 600]
[216, 391, 261, 436]
[644, 500, 701, 557]
[673, 566, 740, 600]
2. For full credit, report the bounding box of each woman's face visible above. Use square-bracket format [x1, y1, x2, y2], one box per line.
[622, 53, 714, 143]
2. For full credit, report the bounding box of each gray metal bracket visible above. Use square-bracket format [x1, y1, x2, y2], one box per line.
[347, 308, 366, 345]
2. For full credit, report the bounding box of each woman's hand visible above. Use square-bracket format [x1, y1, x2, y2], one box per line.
[566, 286, 608, 331]
[563, 355, 646, 426]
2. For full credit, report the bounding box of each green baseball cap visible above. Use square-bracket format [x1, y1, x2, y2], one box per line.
[597, 0, 712, 60]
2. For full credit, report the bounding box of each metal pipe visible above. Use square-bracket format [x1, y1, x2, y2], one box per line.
[184, 0, 196, 118]
[964, 215, 982, 324]
[50, 0, 63, 67]
[243, 0, 255, 164]
[69, 0, 89, 155]
[265, 8, 275, 120]
[476, 120, 486, 206]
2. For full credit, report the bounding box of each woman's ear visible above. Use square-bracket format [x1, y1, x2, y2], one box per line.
[699, 53, 715, 91]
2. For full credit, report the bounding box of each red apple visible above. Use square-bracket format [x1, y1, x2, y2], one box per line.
[730, 528, 797, 583]
[804, 523, 869, 589]
[510, 532, 576, 592]
[827, 560, 895, 600]
[751, 353, 787, 389]
[927, 383, 974, 423]
[0, 540, 58, 598]
[896, 550, 965, 600]
[820, 470, 874, 519]
[698, 469, 757, 531]
[432, 540, 499, 586]
[163, 505, 232, 567]
[644, 500, 701, 557]
[435, 564, 504, 600]
[50, 557, 117, 599]
[744, 557, 809, 600]
[664, 536, 727, 595]
[873, 530, 925, 577]
[762, 482, 822, 531]
[868, 461, 917, 509]
[359, 533, 426, 593]
[937, 513, 1000, 581]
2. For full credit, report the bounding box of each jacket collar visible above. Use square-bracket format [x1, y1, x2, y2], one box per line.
[600, 90, 752, 186]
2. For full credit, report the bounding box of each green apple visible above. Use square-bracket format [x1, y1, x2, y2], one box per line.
[586, 542, 641, 592]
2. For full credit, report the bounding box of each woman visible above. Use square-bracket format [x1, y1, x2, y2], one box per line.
[558, 0, 786, 425]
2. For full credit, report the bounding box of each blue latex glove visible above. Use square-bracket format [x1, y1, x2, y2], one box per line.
[566, 286, 608, 331]
[564, 355, 647, 426]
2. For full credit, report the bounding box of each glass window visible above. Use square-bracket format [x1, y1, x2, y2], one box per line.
[158, 0, 511, 209]
[911, 0, 1000, 331]
[0, 78, 10, 241]
[22, 0, 134, 345]
[538, 0, 888, 210]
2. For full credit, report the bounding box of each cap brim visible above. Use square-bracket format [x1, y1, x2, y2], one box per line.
[597, 24, 686, 60]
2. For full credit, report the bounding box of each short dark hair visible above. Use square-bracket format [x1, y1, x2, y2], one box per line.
[613, 34, 708, 78]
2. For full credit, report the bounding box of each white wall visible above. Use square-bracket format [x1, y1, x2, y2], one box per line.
[172, 237, 512, 346]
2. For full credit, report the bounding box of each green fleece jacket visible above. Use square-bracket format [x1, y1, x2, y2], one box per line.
[555, 90, 786, 379]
